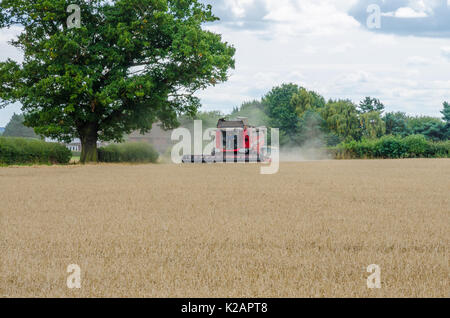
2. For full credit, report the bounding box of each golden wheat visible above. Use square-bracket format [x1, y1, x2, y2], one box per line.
[0, 159, 449, 297]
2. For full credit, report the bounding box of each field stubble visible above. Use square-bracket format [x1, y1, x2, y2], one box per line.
[0, 159, 449, 297]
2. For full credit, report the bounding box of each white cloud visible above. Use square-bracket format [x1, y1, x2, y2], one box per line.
[338, 70, 371, 85]
[0, 27, 24, 126]
[263, 0, 360, 38]
[368, 33, 397, 46]
[441, 47, 450, 61]
[225, 0, 257, 18]
[0, 26, 24, 63]
[385, 0, 442, 18]
[383, 7, 429, 18]
[0, 26, 23, 42]
[406, 56, 433, 66]
[300, 45, 318, 54]
[330, 43, 354, 54]
[408, 0, 440, 14]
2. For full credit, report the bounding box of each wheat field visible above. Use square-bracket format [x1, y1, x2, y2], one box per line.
[0, 159, 449, 297]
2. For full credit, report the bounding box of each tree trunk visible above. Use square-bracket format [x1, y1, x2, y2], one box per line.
[80, 124, 98, 163]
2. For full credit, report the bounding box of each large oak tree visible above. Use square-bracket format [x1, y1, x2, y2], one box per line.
[0, 0, 235, 162]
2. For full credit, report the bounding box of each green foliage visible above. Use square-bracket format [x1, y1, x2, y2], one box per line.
[429, 140, 450, 158]
[441, 101, 450, 123]
[360, 111, 386, 139]
[262, 84, 328, 145]
[321, 99, 361, 141]
[375, 136, 407, 158]
[3, 113, 38, 138]
[335, 138, 378, 158]
[407, 116, 442, 129]
[262, 83, 301, 143]
[406, 116, 447, 141]
[333, 135, 449, 159]
[383, 112, 410, 137]
[358, 97, 385, 114]
[98, 144, 121, 162]
[402, 135, 430, 157]
[291, 88, 326, 118]
[0, 0, 235, 162]
[98, 142, 159, 163]
[0, 137, 71, 165]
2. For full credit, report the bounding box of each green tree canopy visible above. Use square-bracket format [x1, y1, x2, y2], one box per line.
[358, 97, 385, 114]
[360, 111, 386, 139]
[407, 116, 447, 141]
[383, 112, 410, 137]
[291, 88, 326, 118]
[2, 113, 39, 138]
[0, 0, 235, 162]
[441, 101, 450, 123]
[442, 101, 450, 140]
[321, 99, 361, 141]
[262, 83, 301, 143]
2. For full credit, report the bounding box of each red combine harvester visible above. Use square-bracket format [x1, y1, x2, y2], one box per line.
[182, 118, 270, 163]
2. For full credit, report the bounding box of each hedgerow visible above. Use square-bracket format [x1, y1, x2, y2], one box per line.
[332, 135, 449, 159]
[0, 137, 72, 165]
[98, 142, 159, 163]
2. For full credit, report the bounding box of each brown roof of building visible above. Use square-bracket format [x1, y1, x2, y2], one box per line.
[217, 119, 246, 129]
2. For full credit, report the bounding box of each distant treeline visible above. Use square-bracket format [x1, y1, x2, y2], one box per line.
[185, 83, 449, 157]
[2, 83, 449, 159]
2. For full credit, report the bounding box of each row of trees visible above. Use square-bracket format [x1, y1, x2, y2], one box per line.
[229, 83, 449, 147]
[4, 82, 449, 150]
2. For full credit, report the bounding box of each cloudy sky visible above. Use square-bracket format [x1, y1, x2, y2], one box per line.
[1, 0, 449, 126]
